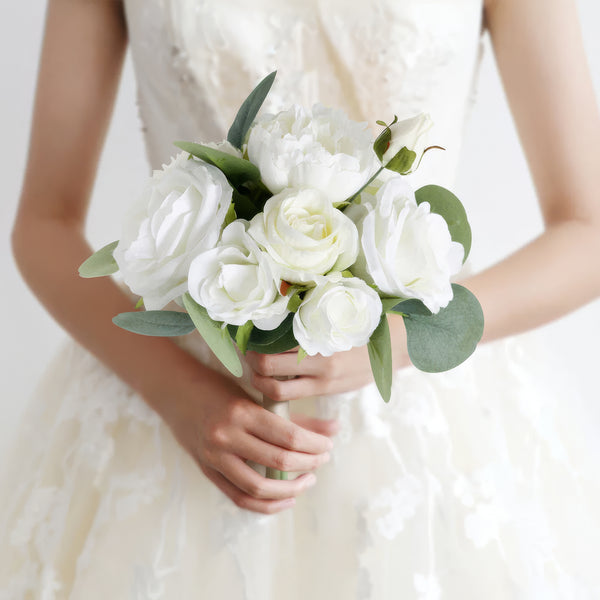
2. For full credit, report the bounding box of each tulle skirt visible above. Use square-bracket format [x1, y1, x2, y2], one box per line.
[1, 330, 599, 599]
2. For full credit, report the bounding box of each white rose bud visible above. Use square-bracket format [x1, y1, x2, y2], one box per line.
[188, 221, 289, 330]
[114, 152, 231, 310]
[381, 113, 433, 173]
[248, 188, 359, 284]
[247, 103, 379, 204]
[346, 176, 464, 313]
[293, 274, 383, 357]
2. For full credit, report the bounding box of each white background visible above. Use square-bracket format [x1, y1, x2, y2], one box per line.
[1, 2, 599, 457]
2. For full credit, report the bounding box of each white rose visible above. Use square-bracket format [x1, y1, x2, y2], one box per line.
[248, 188, 359, 284]
[114, 152, 232, 310]
[381, 113, 433, 170]
[293, 274, 382, 356]
[346, 176, 464, 313]
[246, 103, 378, 204]
[187, 221, 289, 330]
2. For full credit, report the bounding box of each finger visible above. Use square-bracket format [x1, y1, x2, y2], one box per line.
[219, 455, 317, 500]
[252, 373, 327, 401]
[251, 409, 334, 454]
[245, 350, 328, 378]
[290, 414, 340, 437]
[231, 431, 330, 473]
[200, 464, 297, 514]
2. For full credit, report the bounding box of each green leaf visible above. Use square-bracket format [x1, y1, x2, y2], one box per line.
[173, 142, 261, 188]
[415, 185, 472, 262]
[182, 293, 243, 377]
[297, 347, 308, 364]
[397, 284, 484, 373]
[367, 314, 393, 402]
[381, 297, 408, 313]
[224, 202, 237, 227]
[229, 313, 297, 354]
[287, 290, 304, 313]
[79, 241, 119, 278]
[112, 310, 196, 336]
[235, 320, 254, 355]
[232, 189, 259, 220]
[384, 146, 417, 174]
[373, 127, 392, 161]
[227, 71, 277, 149]
[135, 297, 144, 309]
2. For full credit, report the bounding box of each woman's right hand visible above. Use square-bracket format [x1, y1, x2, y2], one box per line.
[155, 365, 336, 515]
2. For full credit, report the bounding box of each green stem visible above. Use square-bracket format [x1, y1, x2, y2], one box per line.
[345, 165, 384, 206]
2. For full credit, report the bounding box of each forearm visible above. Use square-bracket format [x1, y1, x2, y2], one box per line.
[462, 218, 600, 343]
[11, 215, 206, 413]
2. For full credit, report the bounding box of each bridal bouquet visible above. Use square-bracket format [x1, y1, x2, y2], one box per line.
[80, 72, 483, 475]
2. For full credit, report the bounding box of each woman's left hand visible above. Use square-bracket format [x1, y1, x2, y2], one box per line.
[245, 314, 410, 401]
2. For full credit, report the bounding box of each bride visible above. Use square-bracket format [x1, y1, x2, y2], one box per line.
[2, 0, 600, 597]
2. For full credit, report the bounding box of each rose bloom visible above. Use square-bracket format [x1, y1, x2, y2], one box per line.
[246, 103, 379, 205]
[293, 274, 382, 356]
[114, 152, 231, 309]
[248, 187, 359, 284]
[346, 176, 464, 313]
[187, 221, 289, 330]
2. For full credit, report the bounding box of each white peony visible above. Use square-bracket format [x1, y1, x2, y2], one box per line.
[293, 274, 382, 357]
[248, 188, 359, 284]
[114, 152, 231, 310]
[246, 103, 379, 204]
[381, 113, 433, 170]
[187, 221, 289, 330]
[346, 176, 464, 313]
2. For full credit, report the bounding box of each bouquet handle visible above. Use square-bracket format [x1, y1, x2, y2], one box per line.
[262, 375, 292, 480]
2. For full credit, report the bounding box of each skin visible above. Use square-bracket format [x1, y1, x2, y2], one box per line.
[11, 0, 600, 514]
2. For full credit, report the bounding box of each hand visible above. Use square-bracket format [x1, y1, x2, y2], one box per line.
[245, 314, 410, 401]
[155, 365, 337, 514]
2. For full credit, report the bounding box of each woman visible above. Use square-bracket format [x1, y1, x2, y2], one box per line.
[2, 0, 600, 597]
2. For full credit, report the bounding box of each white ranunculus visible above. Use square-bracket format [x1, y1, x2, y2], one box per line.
[187, 221, 289, 330]
[381, 113, 433, 170]
[293, 274, 382, 357]
[248, 188, 359, 284]
[246, 103, 379, 204]
[114, 152, 232, 310]
[346, 176, 464, 313]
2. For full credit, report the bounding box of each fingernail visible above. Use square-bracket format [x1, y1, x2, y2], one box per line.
[305, 474, 317, 488]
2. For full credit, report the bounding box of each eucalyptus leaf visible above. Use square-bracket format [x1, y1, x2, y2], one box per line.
[415, 185, 472, 262]
[393, 284, 484, 373]
[367, 314, 393, 403]
[182, 293, 243, 377]
[229, 313, 298, 354]
[173, 142, 261, 188]
[79, 241, 119, 278]
[112, 310, 196, 337]
[227, 71, 277, 149]
[235, 321, 254, 355]
[381, 297, 408, 313]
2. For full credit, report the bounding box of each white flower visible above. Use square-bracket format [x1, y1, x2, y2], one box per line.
[381, 113, 433, 170]
[345, 176, 464, 313]
[187, 221, 289, 330]
[248, 188, 359, 284]
[246, 103, 378, 204]
[114, 152, 231, 309]
[293, 274, 382, 356]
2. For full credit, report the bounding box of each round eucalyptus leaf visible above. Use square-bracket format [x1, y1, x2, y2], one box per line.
[415, 185, 472, 262]
[112, 310, 195, 337]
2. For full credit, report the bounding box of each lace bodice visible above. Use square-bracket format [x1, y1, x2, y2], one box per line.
[123, 0, 485, 190]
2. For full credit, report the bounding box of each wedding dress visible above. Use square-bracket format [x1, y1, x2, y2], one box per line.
[2, 0, 599, 598]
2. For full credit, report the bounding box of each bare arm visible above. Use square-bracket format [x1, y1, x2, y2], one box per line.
[464, 0, 600, 342]
[12, 0, 333, 514]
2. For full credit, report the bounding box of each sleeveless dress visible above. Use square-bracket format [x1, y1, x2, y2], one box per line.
[2, 1, 600, 598]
